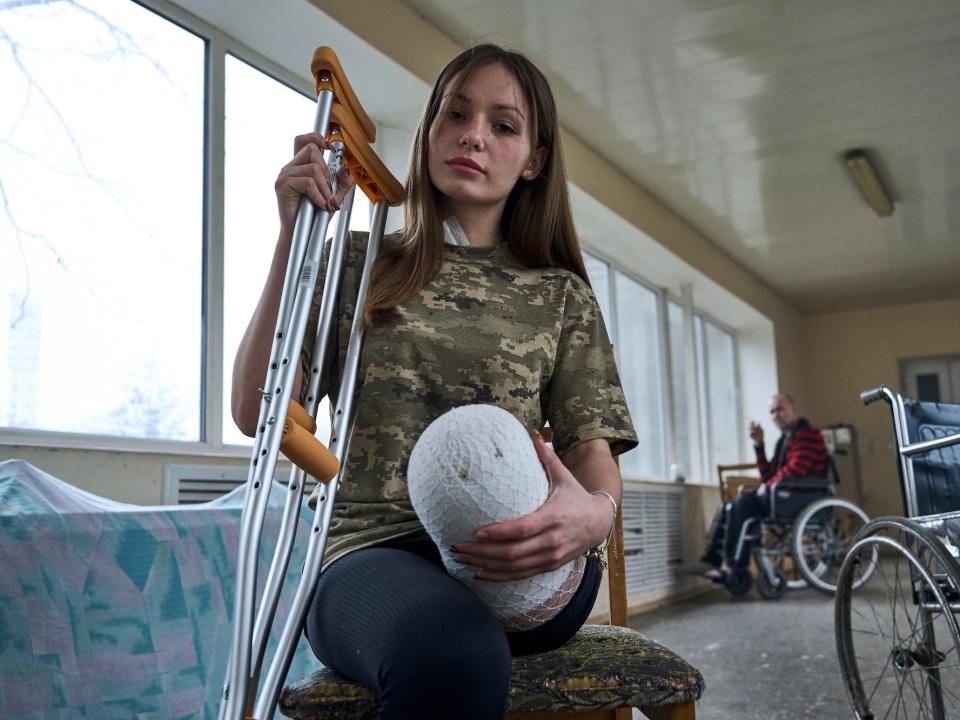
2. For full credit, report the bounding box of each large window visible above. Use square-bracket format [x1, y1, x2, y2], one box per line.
[1, 0, 204, 441]
[613, 272, 666, 480]
[699, 318, 741, 476]
[0, 0, 368, 451]
[582, 250, 744, 483]
[667, 302, 691, 480]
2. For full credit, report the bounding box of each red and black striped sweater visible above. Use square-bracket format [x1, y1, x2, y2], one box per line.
[755, 417, 829, 487]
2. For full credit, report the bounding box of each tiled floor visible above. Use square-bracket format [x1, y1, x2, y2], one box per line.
[630, 585, 852, 719]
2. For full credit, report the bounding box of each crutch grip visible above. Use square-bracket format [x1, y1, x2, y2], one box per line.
[286, 400, 317, 435]
[280, 419, 340, 484]
[328, 103, 405, 206]
[311, 46, 376, 144]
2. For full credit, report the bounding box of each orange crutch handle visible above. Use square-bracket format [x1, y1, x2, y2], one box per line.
[286, 400, 317, 435]
[328, 103, 405, 206]
[280, 419, 340, 484]
[311, 46, 376, 144]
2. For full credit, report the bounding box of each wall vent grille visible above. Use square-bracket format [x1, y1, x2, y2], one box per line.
[162, 464, 298, 505]
[621, 485, 684, 595]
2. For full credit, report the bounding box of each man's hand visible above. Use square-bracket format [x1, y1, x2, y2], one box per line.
[450, 433, 610, 582]
[748, 421, 764, 446]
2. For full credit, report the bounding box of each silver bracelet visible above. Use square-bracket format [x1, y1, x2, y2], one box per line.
[585, 490, 618, 570]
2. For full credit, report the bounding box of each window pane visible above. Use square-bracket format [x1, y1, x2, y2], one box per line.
[613, 273, 664, 479]
[695, 315, 709, 479]
[222, 56, 370, 446]
[667, 302, 691, 480]
[704, 321, 740, 468]
[581, 251, 611, 326]
[0, 1, 203, 439]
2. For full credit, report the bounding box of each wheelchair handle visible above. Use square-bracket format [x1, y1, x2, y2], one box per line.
[860, 386, 891, 406]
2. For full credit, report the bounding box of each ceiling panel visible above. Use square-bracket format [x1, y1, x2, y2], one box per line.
[403, 0, 960, 312]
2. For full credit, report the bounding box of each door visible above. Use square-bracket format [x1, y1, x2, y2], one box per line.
[901, 356, 960, 403]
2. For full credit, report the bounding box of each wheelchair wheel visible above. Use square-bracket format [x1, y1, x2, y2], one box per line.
[835, 519, 960, 719]
[756, 568, 787, 600]
[725, 567, 752, 597]
[792, 497, 872, 594]
[761, 525, 808, 590]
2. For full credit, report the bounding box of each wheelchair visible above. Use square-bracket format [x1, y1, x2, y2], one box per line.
[712, 462, 872, 600]
[834, 386, 960, 719]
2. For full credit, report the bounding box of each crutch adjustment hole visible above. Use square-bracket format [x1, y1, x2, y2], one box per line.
[261, 449, 267, 456]
[307, 396, 314, 403]
[282, 358, 288, 365]
[275, 387, 281, 394]
[312, 368, 319, 374]
[254, 482, 261, 489]
[259, 425, 265, 433]
[270, 363, 278, 370]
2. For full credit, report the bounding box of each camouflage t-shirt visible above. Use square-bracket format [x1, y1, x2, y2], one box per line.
[301, 233, 638, 569]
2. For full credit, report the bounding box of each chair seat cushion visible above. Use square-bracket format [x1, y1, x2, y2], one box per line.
[280, 624, 704, 719]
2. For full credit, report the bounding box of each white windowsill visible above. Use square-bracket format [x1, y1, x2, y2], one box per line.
[0, 428, 255, 459]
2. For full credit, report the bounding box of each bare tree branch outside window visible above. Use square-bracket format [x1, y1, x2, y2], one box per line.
[0, 0, 204, 439]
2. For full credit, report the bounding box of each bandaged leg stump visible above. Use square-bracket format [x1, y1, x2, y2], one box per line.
[408, 404, 585, 631]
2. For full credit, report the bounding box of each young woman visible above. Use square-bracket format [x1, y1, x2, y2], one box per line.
[232, 44, 638, 719]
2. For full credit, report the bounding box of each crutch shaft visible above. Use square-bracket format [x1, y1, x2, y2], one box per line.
[226, 202, 336, 719]
[224, 45, 405, 720]
[220, 91, 338, 720]
[253, 199, 390, 720]
[246, 185, 357, 709]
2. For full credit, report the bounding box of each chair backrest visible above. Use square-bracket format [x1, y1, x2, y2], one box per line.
[902, 399, 960, 516]
[716, 463, 760, 503]
[608, 500, 628, 627]
[541, 426, 628, 628]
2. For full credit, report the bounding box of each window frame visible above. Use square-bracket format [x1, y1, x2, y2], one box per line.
[0, 0, 318, 457]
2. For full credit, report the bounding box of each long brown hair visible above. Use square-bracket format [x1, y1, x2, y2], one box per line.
[364, 44, 588, 327]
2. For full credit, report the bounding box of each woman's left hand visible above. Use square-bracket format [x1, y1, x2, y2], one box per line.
[451, 433, 612, 582]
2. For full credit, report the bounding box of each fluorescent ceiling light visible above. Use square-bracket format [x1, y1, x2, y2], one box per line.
[844, 149, 894, 218]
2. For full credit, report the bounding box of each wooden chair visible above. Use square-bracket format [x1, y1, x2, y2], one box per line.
[280, 449, 704, 719]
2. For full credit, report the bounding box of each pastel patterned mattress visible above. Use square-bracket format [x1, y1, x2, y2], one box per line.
[0, 459, 318, 719]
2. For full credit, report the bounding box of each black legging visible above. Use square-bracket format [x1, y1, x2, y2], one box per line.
[304, 535, 601, 719]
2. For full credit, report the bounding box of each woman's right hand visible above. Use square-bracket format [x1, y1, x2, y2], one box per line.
[275, 132, 355, 233]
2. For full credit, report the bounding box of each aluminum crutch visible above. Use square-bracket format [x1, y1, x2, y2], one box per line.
[219, 46, 404, 720]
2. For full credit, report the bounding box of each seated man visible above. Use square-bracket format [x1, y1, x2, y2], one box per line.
[703, 392, 829, 582]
